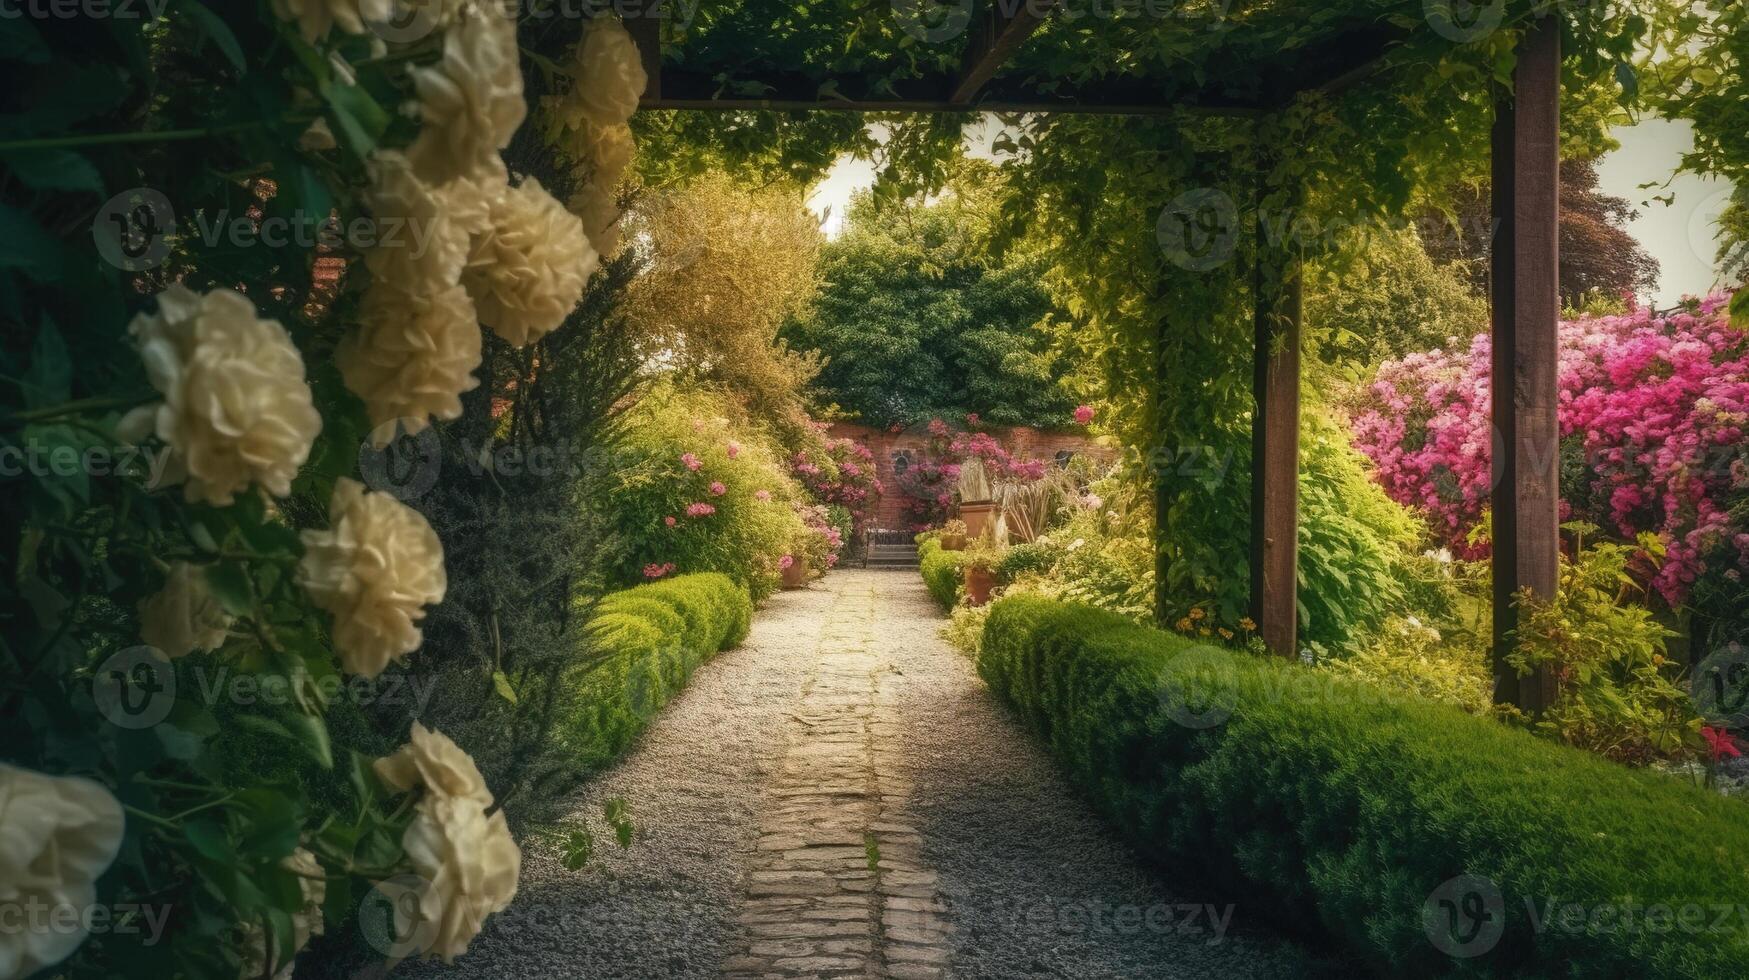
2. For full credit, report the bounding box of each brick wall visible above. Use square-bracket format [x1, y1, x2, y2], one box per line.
[826, 422, 1114, 529]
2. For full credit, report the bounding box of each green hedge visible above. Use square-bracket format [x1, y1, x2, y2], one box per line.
[918, 538, 967, 611]
[555, 573, 752, 772]
[978, 596, 1749, 978]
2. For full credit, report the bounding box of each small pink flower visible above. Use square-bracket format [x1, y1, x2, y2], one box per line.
[664, 515, 677, 527]
[685, 502, 716, 518]
[726, 440, 741, 459]
[1073, 404, 1096, 425]
[778, 554, 795, 569]
[643, 562, 674, 579]
[709, 481, 727, 496]
[966, 412, 981, 426]
[755, 489, 771, 502]
[681, 452, 702, 471]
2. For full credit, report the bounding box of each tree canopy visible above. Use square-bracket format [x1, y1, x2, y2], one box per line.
[782, 168, 1080, 429]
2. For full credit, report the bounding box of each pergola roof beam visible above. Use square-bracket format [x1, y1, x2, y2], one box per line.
[949, 1, 1060, 105]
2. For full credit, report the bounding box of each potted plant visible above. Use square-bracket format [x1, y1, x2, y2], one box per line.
[957, 458, 996, 540]
[939, 519, 968, 551]
[961, 541, 1003, 607]
[780, 553, 808, 589]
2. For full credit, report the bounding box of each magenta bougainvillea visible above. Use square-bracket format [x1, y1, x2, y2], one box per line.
[1349, 295, 1749, 604]
[895, 419, 1049, 529]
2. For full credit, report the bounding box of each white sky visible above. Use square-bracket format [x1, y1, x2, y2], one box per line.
[806, 115, 1732, 308]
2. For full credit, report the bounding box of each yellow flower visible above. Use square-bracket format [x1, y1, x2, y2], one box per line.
[1189, 607, 1204, 620]
[1238, 617, 1257, 632]
[1198, 627, 1212, 637]
[1218, 628, 1234, 640]
[1174, 618, 1192, 632]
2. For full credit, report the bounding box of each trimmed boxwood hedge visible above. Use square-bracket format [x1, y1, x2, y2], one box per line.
[979, 595, 1749, 978]
[554, 573, 752, 772]
[918, 538, 967, 611]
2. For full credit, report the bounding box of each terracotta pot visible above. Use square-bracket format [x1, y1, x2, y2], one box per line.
[781, 558, 808, 589]
[960, 502, 996, 541]
[940, 533, 966, 551]
[963, 565, 996, 607]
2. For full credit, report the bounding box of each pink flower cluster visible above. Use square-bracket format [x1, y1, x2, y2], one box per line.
[792, 437, 883, 535]
[685, 502, 716, 518]
[681, 452, 702, 471]
[643, 562, 677, 579]
[1074, 404, 1096, 425]
[778, 554, 795, 570]
[1349, 296, 1749, 604]
[894, 420, 1049, 528]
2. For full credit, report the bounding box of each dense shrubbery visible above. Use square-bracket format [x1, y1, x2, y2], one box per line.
[979, 596, 1749, 978]
[587, 386, 811, 599]
[792, 432, 884, 537]
[893, 418, 1050, 529]
[1349, 296, 1749, 607]
[918, 537, 968, 611]
[550, 574, 751, 774]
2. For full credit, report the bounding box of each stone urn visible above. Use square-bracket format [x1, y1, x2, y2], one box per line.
[781, 557, 808, 589]
[963, 565, 996, 606]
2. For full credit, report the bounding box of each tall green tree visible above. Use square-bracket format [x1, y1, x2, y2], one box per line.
[783, 171, 1079, 429]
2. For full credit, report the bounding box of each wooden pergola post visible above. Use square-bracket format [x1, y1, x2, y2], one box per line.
[1490, 19, 1561, 713]
[1251, 185, 1302, 659]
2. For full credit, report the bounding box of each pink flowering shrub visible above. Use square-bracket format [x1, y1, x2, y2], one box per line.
[895, 419, 1049, 529]
[1074, 404, 1096, 425]
[589, 385, 810, 600]
[791, 435, 884, 536]
[1349, 295, 1749, 605]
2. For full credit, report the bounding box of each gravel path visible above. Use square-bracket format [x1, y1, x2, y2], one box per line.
[406, 569, 1331, 978]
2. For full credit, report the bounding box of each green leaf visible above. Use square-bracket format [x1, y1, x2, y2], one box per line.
[204, 561, 255, 618]
[184, 818, 233, 862]
[0, 150, 102, 194]
[326, 84, 390, 160]
[21, 318, 70, 408]
[491, 671, 519, 705]
[178, 0, 247, 73]
[286, 712, 334, 769]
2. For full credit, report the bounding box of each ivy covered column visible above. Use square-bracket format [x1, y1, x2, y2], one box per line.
[1490, 18, 1562, 713]
[1251, 179, 1302, 659]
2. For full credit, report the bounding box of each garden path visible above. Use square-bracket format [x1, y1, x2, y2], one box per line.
[412, 570, 1332, 979]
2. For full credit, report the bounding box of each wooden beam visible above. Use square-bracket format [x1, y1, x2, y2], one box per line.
[1490, 18, 1561, 714]
[1251, 192, 1302, 659]
[949, 0, 1058, 105]
[640, 69, 1262, 117]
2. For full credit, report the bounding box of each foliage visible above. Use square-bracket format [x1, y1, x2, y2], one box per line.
[892, 418, 1049, 529]
[918, 538, 968, 612]
[941, 602, 992, 658]
[979, 595, 1749, 979]
[585, 385, 808, 601]
[1418, 159, 1661, 306]
[782, 175, 1080, 429]
[791, 432, 884, 536]
[550, 573, 751, 774]
[996, 542, 1058, 584]
[1507, 527, 1697, 763]
[789, 502, 846, 575]
[621, 171, 824, 427]
[1321, 616, 1493, 714]
[1305, 224, 1489, 369]
[1650, 0, 1749, 292]
[1348, 295, 1749, 605]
